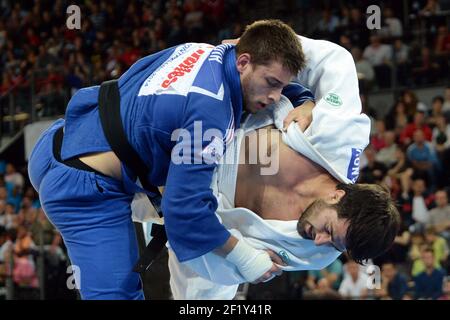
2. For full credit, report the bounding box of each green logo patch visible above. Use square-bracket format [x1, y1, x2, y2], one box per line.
[325, 93, 343, 106]
[278, 250, 290, 264]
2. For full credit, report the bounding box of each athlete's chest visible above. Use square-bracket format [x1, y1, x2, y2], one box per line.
[256, 186, 306, 221]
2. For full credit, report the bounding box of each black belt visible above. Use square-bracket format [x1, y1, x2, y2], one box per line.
[97, 79, 167, 273]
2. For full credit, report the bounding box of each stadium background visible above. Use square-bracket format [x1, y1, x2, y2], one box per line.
[0, 0, 449, 300]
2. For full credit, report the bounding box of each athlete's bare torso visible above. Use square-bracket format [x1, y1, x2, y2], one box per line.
[78, 125, 339, 221]
[234, 125, 339, 221]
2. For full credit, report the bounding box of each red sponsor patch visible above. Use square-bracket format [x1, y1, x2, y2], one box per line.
[161, 49, 205, 88]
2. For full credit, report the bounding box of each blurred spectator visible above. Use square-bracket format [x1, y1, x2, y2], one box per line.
[13, 225, 38, 291]
[378, 7, 403, 39]
[374, 262, 409, 300]
[352, 47, 375, 88]
[411, 178, 433, 226]
[399, 178, 434, 228]
[337, 6, 350, 30]
[376, 131, 399, 168]
[435, 25, 450, 57]
[202, 0, 225, 28]
[35, 44, 59, 71]
[119, 42, 142, 69]
[427, 190, 450, 240]
[428, 96, 445, 127]
[393, 39, 410, 86]
[443, 86, 450, 115]
[166, 18, 187, 47]
[65, 65, 86, 96]
[358, 145, 387, 184]
[184, 0, 205, 42]
[0, 226, 13, 284]
[0, 19, 6, 49]
[23, 186, 40, 209]
[406, 129, 441, 186]
[345, 8, 370, 49]
[438, 278, 450, 299]
[375, 220, 411, 265]
[363, 35, 392, 88]
[88, 2, 106, 31]
[0, 226, 11, 262]
[411, 241, 445, 277]
[413, 247, 446, 299]
[338, 260, 368, 299]
[400, 111, 433, 146]
[411, 47, 441, 85]
[371, 120, 387, 152]
[30, 208, 66, 299]
[30, 208, 61, 253]
[306, 259, 343, 292]
[338, 34, 353, 52]
[432, 116, 450, 186]
[16, 196, 36, 229]
[303, 277, 341, 300]
[409, 231, 427, 264]
[7, 185, 22, 213]
[287, 271, 307, 299]
[0, 202, 17, 230]
[385, 100, 410, 136]
[360, 93, 377, 129]
[432, 116, 450, 151]
[314, 8, 340, 40]
[420, 0, 442, 15]
[35, 82, 66, 118]
[424, 226, 449, 269]
[0, 186, 7, 202]
[4, 163, 24, 193]
[402, 90, 429, 118]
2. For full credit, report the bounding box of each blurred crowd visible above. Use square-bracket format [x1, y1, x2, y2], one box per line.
[1, 0, 450, 300]
[0, 161, 76, 299]
[2, 0, 450, 122]
[0, 0, 243, 125]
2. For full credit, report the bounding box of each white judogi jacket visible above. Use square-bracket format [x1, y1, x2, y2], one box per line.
[133, 35, 371, 299]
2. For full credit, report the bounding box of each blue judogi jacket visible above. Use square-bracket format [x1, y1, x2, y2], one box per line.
[60, 43, 314, 262]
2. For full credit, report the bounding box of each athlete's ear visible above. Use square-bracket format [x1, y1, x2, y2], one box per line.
[236, 53, 251, 74]
[328, 189, 346, 204]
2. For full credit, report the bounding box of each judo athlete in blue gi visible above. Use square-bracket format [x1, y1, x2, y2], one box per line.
[27, 20, 313, 299]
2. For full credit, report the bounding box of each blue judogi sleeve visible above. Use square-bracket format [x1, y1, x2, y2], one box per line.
[282, 82, 315, 107]
[161, 92, 234, 262]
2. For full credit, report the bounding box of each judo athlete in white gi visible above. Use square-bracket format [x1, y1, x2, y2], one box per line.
[156, 36, 400, 299]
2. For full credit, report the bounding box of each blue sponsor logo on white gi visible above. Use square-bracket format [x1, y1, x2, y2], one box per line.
[347, 148, 362, 183]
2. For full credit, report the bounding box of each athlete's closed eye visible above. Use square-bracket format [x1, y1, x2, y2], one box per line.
[266, 77, 283, 88]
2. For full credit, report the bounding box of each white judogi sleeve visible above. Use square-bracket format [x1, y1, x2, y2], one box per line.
[296, 35, 362, 115]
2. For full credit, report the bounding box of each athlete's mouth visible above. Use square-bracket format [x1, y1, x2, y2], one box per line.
[256, 102, 266, 110]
